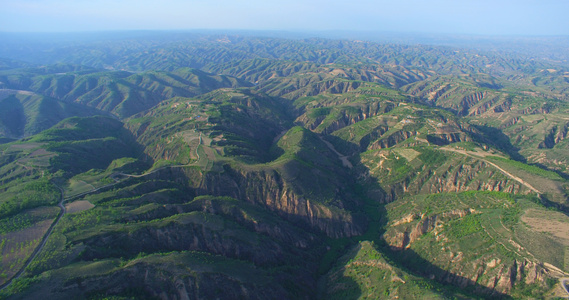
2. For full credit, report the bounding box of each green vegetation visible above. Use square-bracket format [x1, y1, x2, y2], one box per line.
[27, 116, 142, 176]
[417, 147, 447, 165]
[0, 178, 60, 218]
[0, 213, 33, 234]
[489, 156, 564, 180]
[0, 66, 249, 119]
[1, 33, 569, 299]
[320, 241, 466, 299]
[446, 214, 483, 238]
[0, 276, 40, 297]
[0, 92, 105, 140]
[382, 192, 564, 298]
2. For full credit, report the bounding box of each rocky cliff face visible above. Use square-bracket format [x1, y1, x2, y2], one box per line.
[435, 258, 549, 296]
[405, 160, 527, 195]
[383, 210, 553, 296]
[459, 91, 488, 116]
[297, 101, 394, 135]
[385, 209, 477, 249]
[368, 130, 417, 149]
[198, 167, 365, 238]
[142, 164, 365, 239]
[114, 196, 318, 250]
[539, 122, 569, 149]
[362, 152, 529, 204]
[426, 132, 474, 145]
[185, 197, 318, 249]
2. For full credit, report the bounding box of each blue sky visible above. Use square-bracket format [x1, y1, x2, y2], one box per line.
[1, 0, 568, 35]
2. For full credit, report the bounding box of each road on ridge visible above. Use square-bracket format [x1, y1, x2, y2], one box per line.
[439, 147, 542, 194]
[0, 133, 206, 291]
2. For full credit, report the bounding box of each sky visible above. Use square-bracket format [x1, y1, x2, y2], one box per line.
[1, 0, 569, 36]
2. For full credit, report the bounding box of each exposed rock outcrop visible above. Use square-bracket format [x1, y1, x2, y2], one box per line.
[539, 123, 569, 149]
[459, 91, 487, 116]
[373, 159, 528, 204]
[384, 212, 552, 295]
[369, 130, 417, 149]
[142, 165, 365, 238]
[298, 101, 394, 134]
[385, 209, 474, 249]
[197, 167, 365, 238]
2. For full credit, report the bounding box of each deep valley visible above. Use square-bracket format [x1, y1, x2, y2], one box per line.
[1, 32, 569, 299]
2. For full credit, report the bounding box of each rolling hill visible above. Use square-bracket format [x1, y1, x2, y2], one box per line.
[1, 32, 569, 299]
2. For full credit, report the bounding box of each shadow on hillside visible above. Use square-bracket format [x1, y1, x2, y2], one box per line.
[533, 161, 569, 180]
[316, 242, 364, 299]
[124, 126, 513, 299]
[472, 125, 525, 161]
[0, 137, 17, 144]
[321, 133, 512, 299]
[0, 94, 26, 138]
[538, 193, 569, 215]
[380, 246, 513, 299]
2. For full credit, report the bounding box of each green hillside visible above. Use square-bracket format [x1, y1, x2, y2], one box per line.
[0, 91, 105, 140]
[1, 33, 569, 299]
[1, 67, 250, 118]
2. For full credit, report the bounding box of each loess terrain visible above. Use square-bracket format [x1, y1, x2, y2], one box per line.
[0, 32, 569, 299]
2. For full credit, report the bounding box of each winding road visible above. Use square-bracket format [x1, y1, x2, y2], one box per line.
[0, 139, 561, 294]
[439, 147, 542, 195]
[440, 147, 569, 298]
[319, 136, 353, 168]
[0, 177, 148, 290]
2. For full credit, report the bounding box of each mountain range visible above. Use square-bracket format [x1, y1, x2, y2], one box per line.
[1, 32, 569, 299]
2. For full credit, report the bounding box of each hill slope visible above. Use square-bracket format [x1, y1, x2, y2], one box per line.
[2, 33, 569, 299]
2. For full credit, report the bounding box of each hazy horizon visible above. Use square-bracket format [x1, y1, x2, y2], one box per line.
[1, 0, 568, 36]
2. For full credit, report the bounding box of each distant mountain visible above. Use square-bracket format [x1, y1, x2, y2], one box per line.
[0, 58, 34, 71]
[0, 90, 105, 140]
[0, 66, 250, 118]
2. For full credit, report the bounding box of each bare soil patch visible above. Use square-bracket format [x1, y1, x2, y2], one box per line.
[0, 219, 53, 285]
[65, 200, 95, 214]
[28, 149, 51, 157]
[202, 146, 216, 159]
[329, 69, 348, 77]
[8, 143, 44, 151]
[18, 149, 56, 167]
[201, 136, 212, 146]
[522, 209, 569, 246]
[393, 148, 420, 161]
[66, 179, 96, 197]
